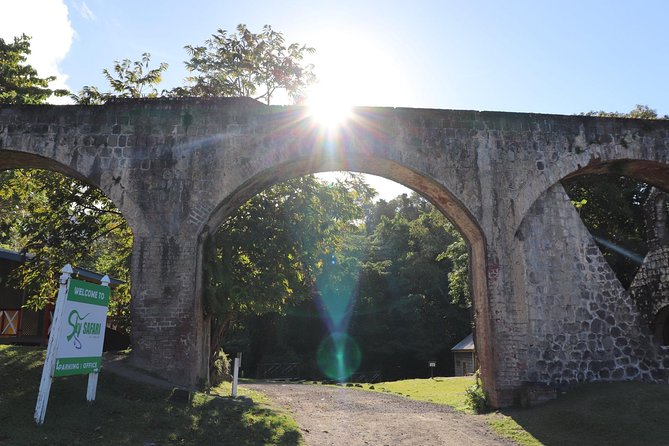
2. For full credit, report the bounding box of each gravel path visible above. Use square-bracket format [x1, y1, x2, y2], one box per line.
[244, 382, 516, 446]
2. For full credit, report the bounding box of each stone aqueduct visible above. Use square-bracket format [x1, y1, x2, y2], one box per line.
[1, 98, 668, 407]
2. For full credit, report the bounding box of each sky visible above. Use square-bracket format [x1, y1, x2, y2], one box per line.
[2, 0, 669, 198]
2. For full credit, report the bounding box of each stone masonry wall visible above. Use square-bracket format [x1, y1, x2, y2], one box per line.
[517, 183, 667, 384]
[630, 247, 669, 327]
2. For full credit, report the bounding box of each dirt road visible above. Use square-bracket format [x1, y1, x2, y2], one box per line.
[244, 382, 516, 446]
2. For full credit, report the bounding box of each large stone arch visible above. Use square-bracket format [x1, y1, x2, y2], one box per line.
[196, 154, 496, 402]
[5, 99, 669, 407]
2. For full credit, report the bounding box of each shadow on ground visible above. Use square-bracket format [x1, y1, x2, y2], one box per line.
[497, 382, 669, 446]
[0, 345, 302, 446]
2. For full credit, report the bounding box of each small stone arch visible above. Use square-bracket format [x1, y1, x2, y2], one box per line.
[513, 160, 669, 389]
[0, 149, 144, 235]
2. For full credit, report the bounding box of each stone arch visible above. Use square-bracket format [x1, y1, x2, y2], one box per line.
[0, 149, 139, 339]
[513, 159, 669, 388]
[0, 149, 144, 235]
[196, 154, 498, 402]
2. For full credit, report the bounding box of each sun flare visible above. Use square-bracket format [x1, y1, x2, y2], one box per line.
[306, 85, 353, 129]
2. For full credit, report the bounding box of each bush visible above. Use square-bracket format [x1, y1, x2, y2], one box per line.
[211, 348, 231, 386]
[464, 370, 489, 413]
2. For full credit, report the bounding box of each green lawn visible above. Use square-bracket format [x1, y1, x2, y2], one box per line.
[366, 376, 475, 412]
[362, 376, 669, 446]
[0, 345, 302, 446]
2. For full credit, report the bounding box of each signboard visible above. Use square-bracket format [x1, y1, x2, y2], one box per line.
[429, 361, 436, 368]
[54, 279, 110, 377]
[34, 266, 111, 425]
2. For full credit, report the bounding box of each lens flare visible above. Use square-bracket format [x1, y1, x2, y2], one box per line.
[316, 332, 361, 381]
[592, 236, 644, 264]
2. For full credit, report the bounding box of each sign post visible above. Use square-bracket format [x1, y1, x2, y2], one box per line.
[428, 361, 436, 379]
[232, 352, 242, 398]
[34, 265, 110, 425]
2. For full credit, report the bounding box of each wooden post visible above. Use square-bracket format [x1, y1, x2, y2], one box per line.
[34, 264, 72, 425]
[86, 274, 109, 402]
[232, 352, 242, 398]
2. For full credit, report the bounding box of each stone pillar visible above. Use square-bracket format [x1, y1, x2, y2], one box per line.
[643, 188, 669, 247]
[630, 188, 669, 336]
[129, 230, 208, 388]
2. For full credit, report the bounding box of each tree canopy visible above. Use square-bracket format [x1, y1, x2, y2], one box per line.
[175, 24, 316, 104]
[72, 52, 168, 104]
[218, 189, 472, 380]
[0, 34, 67, 104]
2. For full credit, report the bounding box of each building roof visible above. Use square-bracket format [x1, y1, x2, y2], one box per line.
[0, 247, 124, 288]
[451, 333, 475, 352]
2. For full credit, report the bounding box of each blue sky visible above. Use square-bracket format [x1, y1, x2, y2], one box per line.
[2, 0, 669, 197]
[3, 0, 668, 115]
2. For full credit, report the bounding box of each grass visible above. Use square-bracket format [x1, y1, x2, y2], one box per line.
[358, 376, 669, 446]
[496, 382, 669, 446]
[0, 345, 303, 446]
[365, 376, 475, 412]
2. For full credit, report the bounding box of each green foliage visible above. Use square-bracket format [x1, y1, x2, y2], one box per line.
[563, 174, 649, 288]
[211, 348, 232, 386]
[177, 24, 316, 104]
[223, 190, 472, 379]
[581, 104, 667, 119]
[564, 105, 665, 289]
[0, 34, 68, 104]
[72, 52, 168, 104]
[204, 174, 373, 364]
[0, 169, 132, 331]
[464, 370, 489, 414]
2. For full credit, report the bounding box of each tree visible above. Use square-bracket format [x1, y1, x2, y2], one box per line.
[581, 104, 665, 119]
[0, 169, 133, 331]
[0, 34, 67, 104]
[203, 174, 372, 379]
[73, 53, 168, 104]
[176, 24, 316, 104]
[357, 195, 470, 377]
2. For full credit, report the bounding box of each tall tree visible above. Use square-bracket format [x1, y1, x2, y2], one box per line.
[0, 34, 67, 104]
[176, 24, 316, 104]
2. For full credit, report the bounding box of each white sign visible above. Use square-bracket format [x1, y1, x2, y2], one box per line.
[34, 265, 110, 425]
[54, 279, 109, 376]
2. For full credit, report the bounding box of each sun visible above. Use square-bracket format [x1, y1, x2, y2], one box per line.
[303, 29, 410, 128]
[306, 83, 353, 129]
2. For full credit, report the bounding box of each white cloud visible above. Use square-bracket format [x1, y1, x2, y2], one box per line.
[72, 0, 95, 21]
[0, 0, 75, 103]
